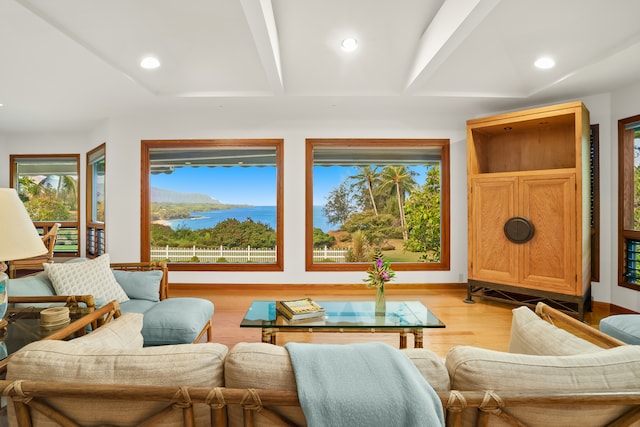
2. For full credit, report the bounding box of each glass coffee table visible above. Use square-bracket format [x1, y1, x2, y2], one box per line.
[240, 300, 445, 349]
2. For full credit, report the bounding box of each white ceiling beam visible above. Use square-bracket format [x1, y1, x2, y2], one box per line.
[404, 0, 501, 93]
[240, 0, 284, 95]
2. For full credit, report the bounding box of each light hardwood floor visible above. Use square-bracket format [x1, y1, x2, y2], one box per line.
[170, 284, 612, 358]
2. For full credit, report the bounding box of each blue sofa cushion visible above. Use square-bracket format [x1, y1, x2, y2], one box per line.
[112, 270, 162, 302]
[119, 299, 157, 315]
[141, 298, 214, 347]
[8, 272, 55, 297]
[600, 314, 640, 345]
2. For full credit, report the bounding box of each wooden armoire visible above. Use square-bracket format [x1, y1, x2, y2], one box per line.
[465, 101, 591, 318]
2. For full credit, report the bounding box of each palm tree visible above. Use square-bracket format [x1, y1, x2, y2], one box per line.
[379, 166, 418, 242]
[350, 166, 380, 215]
[56, 175, 78, 210]
[39, 174, 78, 210]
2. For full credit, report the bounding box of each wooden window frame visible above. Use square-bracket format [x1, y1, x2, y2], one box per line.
[305, 138, 450, 272]
[140, 139, 284, 272]
[618, 115, 640, 291]
[618, 115, 640, 290]
[86, 143, 106, 258]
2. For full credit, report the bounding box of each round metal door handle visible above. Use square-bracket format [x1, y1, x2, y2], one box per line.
[504, 217, 535, 244]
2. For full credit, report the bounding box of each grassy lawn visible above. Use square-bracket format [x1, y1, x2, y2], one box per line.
[380, 239, 423, 262]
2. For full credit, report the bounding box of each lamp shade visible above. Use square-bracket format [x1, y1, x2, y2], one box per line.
[0, 188, 48, 261]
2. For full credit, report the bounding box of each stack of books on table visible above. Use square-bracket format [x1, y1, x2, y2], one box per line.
[276, 298, 326, 321]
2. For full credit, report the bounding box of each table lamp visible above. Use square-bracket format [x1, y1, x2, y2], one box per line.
[0, 188, 48, 328]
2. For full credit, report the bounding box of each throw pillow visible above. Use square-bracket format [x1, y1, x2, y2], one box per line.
[509, 305, 602, 355]
[44, 254, 129, 304]
[112, 269, 161, 302]
[72, 313, 144, 349]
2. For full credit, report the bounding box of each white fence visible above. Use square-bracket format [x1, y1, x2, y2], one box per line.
[151, 245, 348, 263]
[312, 246, 349, 262]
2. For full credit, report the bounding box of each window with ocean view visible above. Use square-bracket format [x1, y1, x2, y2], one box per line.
[140, 140, 283, 271]
[306, 139, 450, 272]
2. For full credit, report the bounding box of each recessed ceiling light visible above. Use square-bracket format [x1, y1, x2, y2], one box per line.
[534, 56, 555, 69]
[340, 38, 358, 52]
[140, 56, 161, 70]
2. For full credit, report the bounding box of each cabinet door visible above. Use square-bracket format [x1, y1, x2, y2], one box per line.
[469, 177, 519, 284]
[519, 174, 576, 293]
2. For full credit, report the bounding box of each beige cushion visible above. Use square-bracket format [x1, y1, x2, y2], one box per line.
[401, 348, 451, 391]
[224, 342, 449, 427]
[445, 345, 640, 427]
[225, 342, 304, 427]
[72, 312, 144, 349]
[44, 254, 129, 303]
[7, 340, 228, 426]
[509, 306, 602, 355]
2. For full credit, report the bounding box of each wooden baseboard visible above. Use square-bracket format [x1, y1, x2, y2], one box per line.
[169, 282, 467, 292]
[592, 300, 638, 315]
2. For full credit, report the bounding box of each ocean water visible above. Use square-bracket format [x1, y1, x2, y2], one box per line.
[163, 205, 336, 232]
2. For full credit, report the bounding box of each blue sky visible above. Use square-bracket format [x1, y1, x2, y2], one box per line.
[150, 165, 428, 206]
[151, 166, 277, 205]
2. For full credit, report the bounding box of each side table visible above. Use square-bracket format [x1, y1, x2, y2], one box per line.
[0, 295, 99, 372]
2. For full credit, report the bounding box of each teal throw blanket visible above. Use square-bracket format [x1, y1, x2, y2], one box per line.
[285, 342, 444, 427]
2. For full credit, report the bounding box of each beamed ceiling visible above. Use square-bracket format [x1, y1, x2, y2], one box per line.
[1, 0, 639, 133]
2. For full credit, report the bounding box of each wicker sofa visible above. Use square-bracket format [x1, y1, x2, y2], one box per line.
[7, 257, 213, 346]
[4, 303, 640, 427]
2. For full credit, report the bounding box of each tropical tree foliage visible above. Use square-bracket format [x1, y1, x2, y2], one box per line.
[349, 166, 381, 215]
[317, 163, 442, 262]
[378, 166, 418, 242]
[323, 181, 357, 226]
[18, 175, 77, 221]
[341, 212, 397, 248]
[312, 228, 335, 248]
[24, 190, 72, 221]
[404, 165, 441, 261]
[150, 218, 276, 248]
[344, 230, 370, 262]
[635, 163, 640, 229]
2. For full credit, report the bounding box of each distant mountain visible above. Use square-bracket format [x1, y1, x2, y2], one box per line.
[151, 187, 221, 204]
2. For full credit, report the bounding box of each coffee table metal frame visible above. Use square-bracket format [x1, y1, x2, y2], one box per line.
[240, 300, 445, 349]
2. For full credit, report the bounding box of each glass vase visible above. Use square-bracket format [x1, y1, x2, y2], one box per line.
[375, 283, 386, 316]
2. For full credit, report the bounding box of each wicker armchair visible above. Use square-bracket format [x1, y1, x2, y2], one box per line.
[8, 223, 60, 278]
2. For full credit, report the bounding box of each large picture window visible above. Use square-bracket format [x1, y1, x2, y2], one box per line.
[10, 154, 80, 257]
[86, 144, 106, 258]
[141, 140, 284, 271]
[306, 139, 450, 271]
[618, 115, 640, 289]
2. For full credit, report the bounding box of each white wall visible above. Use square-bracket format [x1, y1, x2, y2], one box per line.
[104, 109, 468, 285]
[2, 89, 640, 310]
[581, 94, 613, 306]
